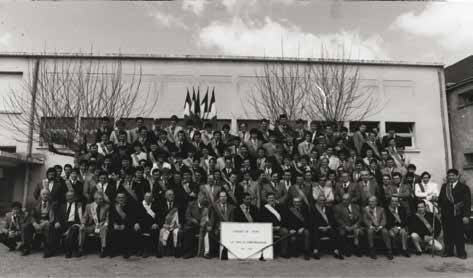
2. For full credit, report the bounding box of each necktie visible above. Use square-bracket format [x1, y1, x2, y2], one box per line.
[222, 205, 226, 215]
[42, 202, 47, 209]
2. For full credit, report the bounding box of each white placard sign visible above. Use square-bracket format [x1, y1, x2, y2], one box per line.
[220, 222, 273, 260]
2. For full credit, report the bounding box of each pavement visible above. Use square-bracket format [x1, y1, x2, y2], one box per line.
[1, 245, 473, 277]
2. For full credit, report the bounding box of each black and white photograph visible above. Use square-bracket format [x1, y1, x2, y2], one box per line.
[0, 0, 472, 277]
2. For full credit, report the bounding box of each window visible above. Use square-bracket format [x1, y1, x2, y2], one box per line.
[385, 122, 416, 148]
[349, 121, 380, 133]
[0, 146, 16, 153]
[459, 90, 473, 108]
[464, 153, 473, 169]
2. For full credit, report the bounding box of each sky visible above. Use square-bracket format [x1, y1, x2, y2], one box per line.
[0, 0, 472, 66]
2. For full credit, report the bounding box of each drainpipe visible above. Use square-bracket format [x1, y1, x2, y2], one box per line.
[22, 59, 40, 208]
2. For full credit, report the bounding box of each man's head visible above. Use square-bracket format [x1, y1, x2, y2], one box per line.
[382, 174, 391, 186]
[389, 196, 400, 208]
[46, 167, 56, 180]
[368, 196, 377, 208]
[295, 175, 304, 185]
[392, 172, 402, 185]
[94, 192, 104, 205]
[266, 192, 276, 206]
[116, 193, 126, 206]
[11, 201, 21, 215]
[219, 191, 228, 204]
[316, 195, 326, 207]
[341, 193, 351, 206]
[165, 189, 175, 202]
[242, 193, 252, 206]
[341, 172, 350, 183]
[386, 157, 395, 168]
[40, 189, 50, 202]
[416, 201, 426, 215]
[421, 171, 431, 184]
[447, 168, 459, 184]
[144, 192, 152, 204]
[98, 171, 108, 184]
[293, 197, 302, 208]
[361, 170, 370, 182]
[283, 170, 291, 181]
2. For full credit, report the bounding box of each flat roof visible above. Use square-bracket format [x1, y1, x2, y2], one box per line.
[0, 52, 444, 68]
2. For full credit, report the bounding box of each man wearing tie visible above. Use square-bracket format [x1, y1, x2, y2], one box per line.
[363, 196, 393, 260]
[207, 191, 235, 258]
[81, 192, 109, 258]
[385, 196, 410, 257]
[0, 202, 26, 251]
[297, 132, 314, 156]
[438, 168, 471, 259]
[333, 193, 364, 257]
[56, 191, 83, 258]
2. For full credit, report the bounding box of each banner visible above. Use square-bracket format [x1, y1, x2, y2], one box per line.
[220, 222, 273, 260]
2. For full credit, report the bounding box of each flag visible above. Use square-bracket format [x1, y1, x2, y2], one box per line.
[201, 87, 209, 118]
[195, 87, 201, 116]
[183, 89, 192, 117]
[190, 87, 196, 114]
[208, 87, 216, 119]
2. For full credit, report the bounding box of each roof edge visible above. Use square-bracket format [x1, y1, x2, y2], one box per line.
[0, 52, 445, 68]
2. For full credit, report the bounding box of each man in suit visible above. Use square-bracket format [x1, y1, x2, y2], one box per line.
[165, 115, 183, 143]
[353, 124, 367, 156]
[276, 170, 292, 206]
[137, 192, 160, 257]
[80, 191, 109, 257]
[157, 189, 181, 257]
[109, 192, 141, 258]
[234, 193, 258, 223]
[206, 191, 235, 258]
[380, 157, 407, 178]
[0, 202, 27, 251]
[55, 191, 84, 258]
[333, 193, 364, 257]
[357, 170, 382, 207]
[409, 201, 442, 255]
[285, 197, 311, 260]
[257, 192, 289, 258]
[312, 195, 343, 260]
[92, 171, 117, 204]
[182, 192, 210, 259]
[33, 167, 67, 205]
[334, 171, 359, 204]
[363, 196, 393, 260]
[66, 168, 86, 205]
[22, 189, 56, 257]
[385, 196, 410, 257]
[298, 132, 315, 157]
[246, 128, 263, 156]
[438, 168, 471, 259]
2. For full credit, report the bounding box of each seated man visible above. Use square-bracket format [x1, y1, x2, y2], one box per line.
[22, 189, 56, 257]
[207, 191, 235, 259]
[182, 192, 210, 259]
[333, 193, 364, 257]
[157, 189, 181, 257]
[409, 201, 442, 255]
[80, 192, 109, 258]
[312, 195, 343, 260]
[0, 202, 27, 251]
[257, 192, 289, 258]
[55, 191, 84, 258]
[285, 197, 311, 260]
[363, 196, 393, 260]
[234, 193, 258, 223]
[385, 196, 410, 257]
[109, 192, 141, 258]
[138, 192, 160, 258]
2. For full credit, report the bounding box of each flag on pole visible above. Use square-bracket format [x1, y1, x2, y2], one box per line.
[183, 89, 192, 117]
[190, 87, 196, 114]
[208, 87, 216, 119]
[195, 87, 201, 116]
[201, 87, 209, 119]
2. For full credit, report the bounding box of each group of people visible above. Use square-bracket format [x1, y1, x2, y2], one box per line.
[0, 115, 471, 261]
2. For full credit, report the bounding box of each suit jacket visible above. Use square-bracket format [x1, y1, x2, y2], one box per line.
[208, 202, 235, 230]
[385, 206, 409, 229]
[260, 181, 281, 204]
[138, 201, 160, 230]
[439, 182, 472, 218]
[82, 202, 109, 227]
[276, 180, 292, 206]
[352, 131, 366, 155]
[356, 180, 381, 207]
[334, 181, 359, 203]
[156, 201, 179, 227]
[362, 206, 387, 228]
[257, 204, 284, 227]
[245, 139, 263, 156]
[184, 201, 208, 229]
[313, 205, 336, 229]
[31, 200, 56, 223]
[109, 203, 138, 228]
[33, 179, 67, 204]
[234, 204, 258, 223]
[333, 203, 362, 228]
[90, 180, 118, 204]
[285, 206, 310, 230]
[55, 201, 84, 225]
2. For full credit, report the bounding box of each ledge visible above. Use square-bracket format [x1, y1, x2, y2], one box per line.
[404, 149, 420, 154]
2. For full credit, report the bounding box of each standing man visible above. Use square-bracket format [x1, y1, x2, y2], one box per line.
[438, 169, 471, 259]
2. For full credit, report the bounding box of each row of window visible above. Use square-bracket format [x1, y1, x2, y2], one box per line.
[39, 117, 416, 148]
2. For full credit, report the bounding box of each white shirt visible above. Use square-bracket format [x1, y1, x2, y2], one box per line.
[48, 181, 54, 192]
[452, 181, 459, 189]
[414, 181, 439, 201]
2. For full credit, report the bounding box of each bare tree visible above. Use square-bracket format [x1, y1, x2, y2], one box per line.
[248, 46, 384, 130]
[249, 58, 307, 123]
[302, 47, 383, 130]
[0, 57, 158, 156]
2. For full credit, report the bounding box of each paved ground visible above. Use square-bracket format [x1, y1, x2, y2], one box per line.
[1, 245, 473, 277]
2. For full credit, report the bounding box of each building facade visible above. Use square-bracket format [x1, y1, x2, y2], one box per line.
[0, 52, 450, 209]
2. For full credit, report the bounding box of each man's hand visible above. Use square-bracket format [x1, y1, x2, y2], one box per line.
[134, 223, 141, 231]
[298, 228, 304, 234]
[151, 224, 159, 230]
[54, 222, 61, 229]
[463, 217, 469, 225]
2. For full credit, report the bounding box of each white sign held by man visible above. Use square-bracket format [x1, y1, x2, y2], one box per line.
[220, 222, 273, 260]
